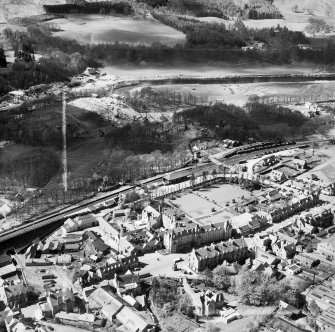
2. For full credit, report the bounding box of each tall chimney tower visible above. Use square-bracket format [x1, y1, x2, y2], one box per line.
[62, 93, 68, 192]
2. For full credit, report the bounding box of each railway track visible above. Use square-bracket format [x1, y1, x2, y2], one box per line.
[0, 138, 328, 249]
[0, 185, 134, 245]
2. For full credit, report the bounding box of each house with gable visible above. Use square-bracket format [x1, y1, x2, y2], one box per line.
[111, 270, 141, 296]
[182, 278, 224, 317]
[142, 204, 161, 229]
[39, 289, 75, 318]
[189, 238, 249, 272]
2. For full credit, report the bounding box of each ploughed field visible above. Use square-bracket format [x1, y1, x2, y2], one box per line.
[49, 14, 186, 46]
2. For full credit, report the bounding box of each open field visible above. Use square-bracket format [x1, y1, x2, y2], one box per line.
[51, 14, 186, 46]
[244, 0, 335, 36]
[171, 184, 250, 219]
[196, 184, 251, 207]
[172, 193, 219, 218]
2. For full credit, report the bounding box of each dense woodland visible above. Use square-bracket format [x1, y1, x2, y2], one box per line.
[44, 2, 133, 15]
[140, 0, 282, 19]
[124, 87, 207, 112]
[0, 148, 60, 188]
[178, 100, 312, 141]
[0, 107, 81, 150]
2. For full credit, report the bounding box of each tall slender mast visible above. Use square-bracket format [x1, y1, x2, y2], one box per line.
[62, 93, 68, 192]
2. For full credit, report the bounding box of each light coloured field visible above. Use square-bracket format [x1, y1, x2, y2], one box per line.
[197, 184, 251, 206]
[173, 193, 219, 218]
[244, 0, 335, 35]
[172, 184, 250, 219]
[51, 14, 185, 46]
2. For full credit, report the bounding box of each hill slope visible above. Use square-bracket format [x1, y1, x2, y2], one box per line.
[0, 0, 63, 23]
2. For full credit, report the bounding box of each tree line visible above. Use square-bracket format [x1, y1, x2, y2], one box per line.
[123, 87, 207, 112]
[44, 1, 133, 15]
[140, 0, 282, 20]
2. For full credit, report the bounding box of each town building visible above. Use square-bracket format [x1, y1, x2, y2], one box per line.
[164, 221, 232, 253]
[61, 214, 100, 234]
[307, 164, 335, 196]
[39, 289, 75, 318]
[294, 253, 319, 268]
[189, 238, 249, 272]
[230, 212, 264, 236]
[162, 207, 188, 230]
[318, 234, 335, 261]
[305, 284, 335, 314]
[111, 270, 141, 296]
[115, 306, 156, 332]
[270, 169, 286, 182]
[0, 283, 28, 308]
[55, 312, 104, 330]
[118, 229, 162, 256]
[286, 264, 302, 275]
[271, 239, 296, 260]
[163, 167, 194, 185]
[316, 307, 335, 332]
[141, 204, 161, 229]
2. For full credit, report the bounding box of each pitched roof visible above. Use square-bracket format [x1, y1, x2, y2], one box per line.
[92, 239, 110, 253]
[87, 286, 118, 309]
[0, 255, 12, 266]
[116, 306, 150, 332]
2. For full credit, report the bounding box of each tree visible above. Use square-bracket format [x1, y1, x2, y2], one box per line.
[124, 191, 141, 204]
[201, 267, 213, 286]
[162, 302, 174, 318]
[211, 168, 217, 183]
[190, 172, 196, 189]
[212, 264, 231, 290]
[202, 170, 208, 183]
[0, 48, 6, 68]
[325, 2, 333, 16]
[309, 299, 321, 317]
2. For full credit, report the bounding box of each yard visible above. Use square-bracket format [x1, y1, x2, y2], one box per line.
[16, 254, 74, 294]
[139, 251, 192, 278]
[170, 183, 250, 222]
[205, 304, 275, 332]
[196, 184, 251, 207]
[171, 193, 219, 219]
